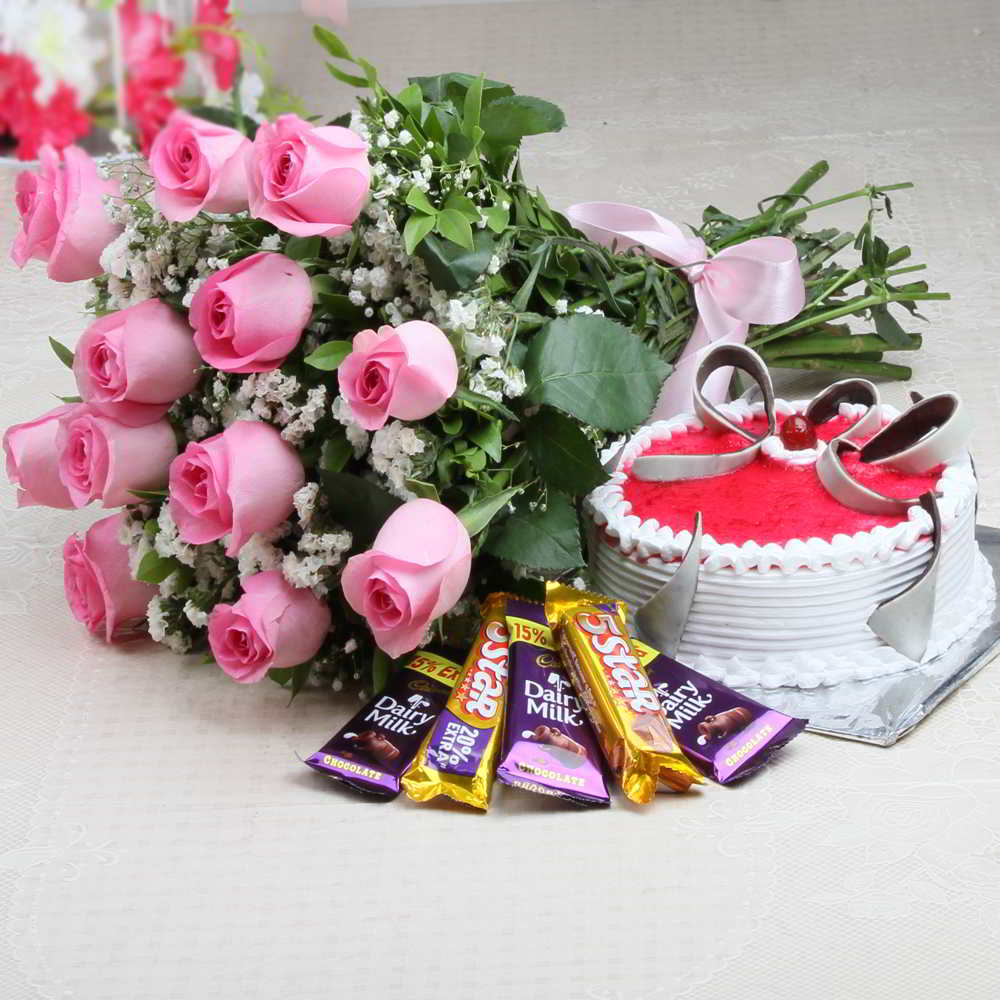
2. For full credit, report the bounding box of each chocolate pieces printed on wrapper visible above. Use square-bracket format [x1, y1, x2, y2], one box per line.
[633, 639, 807, 783]
[496, 598, 610, 807]
[304, 650, 462, 798]
[545, 583, 702, 805]
[402, 593, 510, 810]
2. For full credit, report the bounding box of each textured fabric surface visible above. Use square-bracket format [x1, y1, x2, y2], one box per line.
[2, 2, 999, 998]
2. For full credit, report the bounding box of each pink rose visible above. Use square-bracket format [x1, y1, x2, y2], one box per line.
[56, 408, 178, 508]
[63, 512, 157, 642]
[149, 110, 251, 222]
[188, 252, 313, 373]
[3, 404, 77, 508]
[338, 321, 459, 431]
[195, 0, 241, 92]
[341, 499, 471, 657]
[10, 145, 122, 282]
[169, 421, 304, 556]
[208, 570, 331, 682]
[73, 299, 203, 426]
[247, 114, 370, 237]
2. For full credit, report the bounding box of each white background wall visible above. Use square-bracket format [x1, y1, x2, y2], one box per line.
[241, 0, 536, 9]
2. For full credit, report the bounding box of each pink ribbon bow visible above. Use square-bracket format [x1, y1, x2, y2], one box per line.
[567, 202, 805, 421]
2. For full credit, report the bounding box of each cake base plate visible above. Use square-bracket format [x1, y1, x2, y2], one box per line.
[733, 523, 1000, 746]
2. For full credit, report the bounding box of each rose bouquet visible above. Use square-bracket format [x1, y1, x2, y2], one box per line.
[4, 27, 948, 696]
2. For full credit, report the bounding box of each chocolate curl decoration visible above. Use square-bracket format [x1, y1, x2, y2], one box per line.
[567, 202, 805, 420]
[867, 493, 943, 662]
[635, 511, 703, 658]
[804, 377, 882, 443]
[816, 389, 972, 661]
[631, 343, 776, 482]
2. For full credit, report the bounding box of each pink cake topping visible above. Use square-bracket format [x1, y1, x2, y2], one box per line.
[622, 414, 942, 545]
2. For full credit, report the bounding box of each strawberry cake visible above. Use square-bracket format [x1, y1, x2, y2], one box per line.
[586, 397, 993, 688]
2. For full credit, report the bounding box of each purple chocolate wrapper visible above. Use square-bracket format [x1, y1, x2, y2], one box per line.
[304, 651, 460, 798]
[496, 599, 610, 807]
[636, 641, 807, 783]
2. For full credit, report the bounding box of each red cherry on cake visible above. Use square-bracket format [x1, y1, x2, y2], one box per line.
[779, 414, 818, 450]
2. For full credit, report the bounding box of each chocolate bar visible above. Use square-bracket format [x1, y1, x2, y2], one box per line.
[304, 649, 461, 798]
[632, 639, 807, 783]
[545, 583, 703, 804]
[402, 593, 510, 810]
[495, 598, 610, 807]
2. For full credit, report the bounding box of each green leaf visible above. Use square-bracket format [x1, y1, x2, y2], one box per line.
[484, 492, 583, 571]
[49, 336, 74, 369]
[479, 95, 566, 146]
[403, 212, 437, 255]
[316, 293, 365, 321]
[356, 58, 379, 87]
[524, 409, 608, 495]
[468, 421, 503, 462]
[319, 471, 402, 548]
[304, 340, 352, 371]
[444, 190, 481, 220]
[327, 63, 370, 89]
[454, 385, 518, 422]
[129, 488, 168, 501]
[457, 485, 524, 537]
[313, 25, 353, 61]
[871, 304, 910, 348]
[524, 315, 670, 431]
[483, 205, 510, 234]
[462, 74, 484, 137]
[405, 185, 438, 216]
[396, 82, 423, 118]
[372, 649, 391, 695]
[55, 394, 82, 404]
[415, 230, 496, 292]
[135, 550, 179, 585]
[284, 235, 321, 261]
[404, 478, 440, 502]
[435, 208, 475, 251]
[186, 104, 258, 139]
[409, 72, 513, 104]
[320, 435, 352, 474]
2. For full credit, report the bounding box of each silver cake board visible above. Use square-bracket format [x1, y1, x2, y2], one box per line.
[731, 524, 1000, 746]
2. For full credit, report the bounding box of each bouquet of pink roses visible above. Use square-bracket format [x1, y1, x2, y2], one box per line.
[4, 28, 946, 696]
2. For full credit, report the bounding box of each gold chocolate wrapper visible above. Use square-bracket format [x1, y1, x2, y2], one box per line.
[545, 583, 702, 804]
[401, 593, 510, 810]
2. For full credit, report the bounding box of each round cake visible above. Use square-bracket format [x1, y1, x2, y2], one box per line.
[586, 397, 994, 689]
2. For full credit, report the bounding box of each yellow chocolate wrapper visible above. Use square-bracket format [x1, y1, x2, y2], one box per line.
[401, 593, 510, 810]
[545, 583, 702, 804]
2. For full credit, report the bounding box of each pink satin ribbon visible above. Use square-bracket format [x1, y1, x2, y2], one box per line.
[567, 202, 806, 420]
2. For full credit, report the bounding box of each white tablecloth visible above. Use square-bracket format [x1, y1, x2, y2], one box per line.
[2, 2, 999, 998]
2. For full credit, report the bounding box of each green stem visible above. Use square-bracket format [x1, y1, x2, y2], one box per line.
[779, 182, 913, 226]
[762, 332, 922, 359]
[749, 290, 950, 346]
[768, 357, 912, 380]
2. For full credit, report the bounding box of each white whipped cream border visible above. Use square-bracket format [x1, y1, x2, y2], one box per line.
[587, 398, 978, 575]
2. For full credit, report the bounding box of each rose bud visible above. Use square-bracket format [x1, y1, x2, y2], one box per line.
[188, 252, 313, 373]
[338, 321, 459, 431]
[341, 498, 471, 658]
[208, 570, 331, 683]
[56, 408, 178, 508]
[73, 299, 203, 426]
[149, 110, 252, 222]
[4, 404, 79, 508]
[247, 113, 370, 237]
[63, 512, 157, 642]
[168, 421, 305, 557]
[10, 145, 122, 282]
